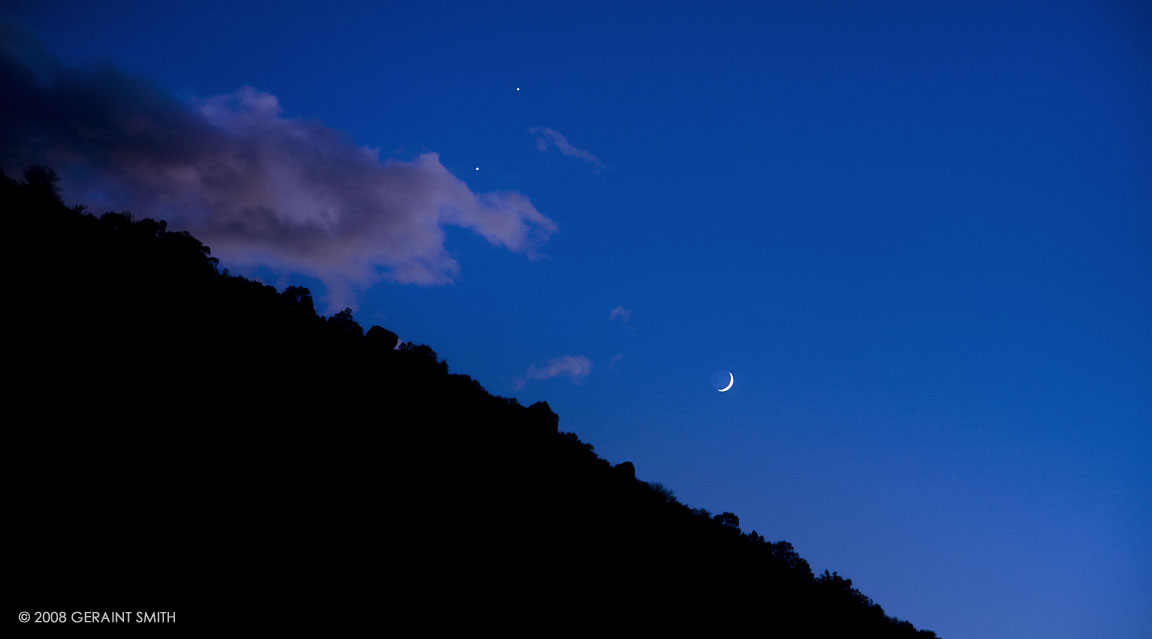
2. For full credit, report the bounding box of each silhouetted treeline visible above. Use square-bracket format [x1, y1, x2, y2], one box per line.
[5, 167, 937, 636]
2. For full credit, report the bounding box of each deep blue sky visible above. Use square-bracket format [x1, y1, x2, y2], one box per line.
[5, 1, 1150, 636]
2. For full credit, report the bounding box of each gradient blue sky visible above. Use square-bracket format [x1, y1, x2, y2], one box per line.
[5, 2, 1150, 636]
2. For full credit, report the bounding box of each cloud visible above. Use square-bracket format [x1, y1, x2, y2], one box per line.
[609, 305, 632, 323]
[609, 353, 624, 370]
[0, 24, 556, 310]
[529, 127, 605, 172]
[514, 355, 592, 389]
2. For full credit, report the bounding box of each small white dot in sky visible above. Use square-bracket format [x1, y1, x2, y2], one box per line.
[475, 167, 479, 171]
[516, 87, 520, 91]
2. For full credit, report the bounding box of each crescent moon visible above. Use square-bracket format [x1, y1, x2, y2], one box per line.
[718, 372, 734, 392]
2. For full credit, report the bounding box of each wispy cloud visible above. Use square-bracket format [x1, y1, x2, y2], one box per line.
[514, 355, 592, 389]
[609, 305, 632, 323]
[0, 24, 556, 310]
[529, 127, 605, 172]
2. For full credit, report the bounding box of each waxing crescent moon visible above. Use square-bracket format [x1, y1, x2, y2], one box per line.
[718, 372, 734, 392]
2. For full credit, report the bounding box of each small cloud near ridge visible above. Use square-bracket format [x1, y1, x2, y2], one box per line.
[529, 127, 605, 172]
[514, 355, 592, 389]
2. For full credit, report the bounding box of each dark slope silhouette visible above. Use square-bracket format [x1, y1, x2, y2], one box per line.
[5, 167, 938, 636]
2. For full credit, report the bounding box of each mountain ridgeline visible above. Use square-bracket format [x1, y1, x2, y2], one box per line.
[6, 167, 938, 636]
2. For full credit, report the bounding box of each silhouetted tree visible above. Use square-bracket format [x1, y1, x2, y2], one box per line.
[22, 164, 60, 199]
[327, 307, 363, 338]
[714, 511, 740, 528]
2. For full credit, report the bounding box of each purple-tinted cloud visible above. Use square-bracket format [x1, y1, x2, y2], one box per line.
[609, 305, 632, 323]
[529, 127, 605, 172]
[514, 355, 592, 389]
[0, 25, 556, 310]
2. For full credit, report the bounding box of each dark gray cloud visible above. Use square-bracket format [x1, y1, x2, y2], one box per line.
[0, 24, 556, 309]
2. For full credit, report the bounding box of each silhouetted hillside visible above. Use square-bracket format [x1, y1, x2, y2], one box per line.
[6, 166, 938, 636]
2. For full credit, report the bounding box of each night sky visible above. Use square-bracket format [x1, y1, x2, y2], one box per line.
[4, 2, 1150, 636]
